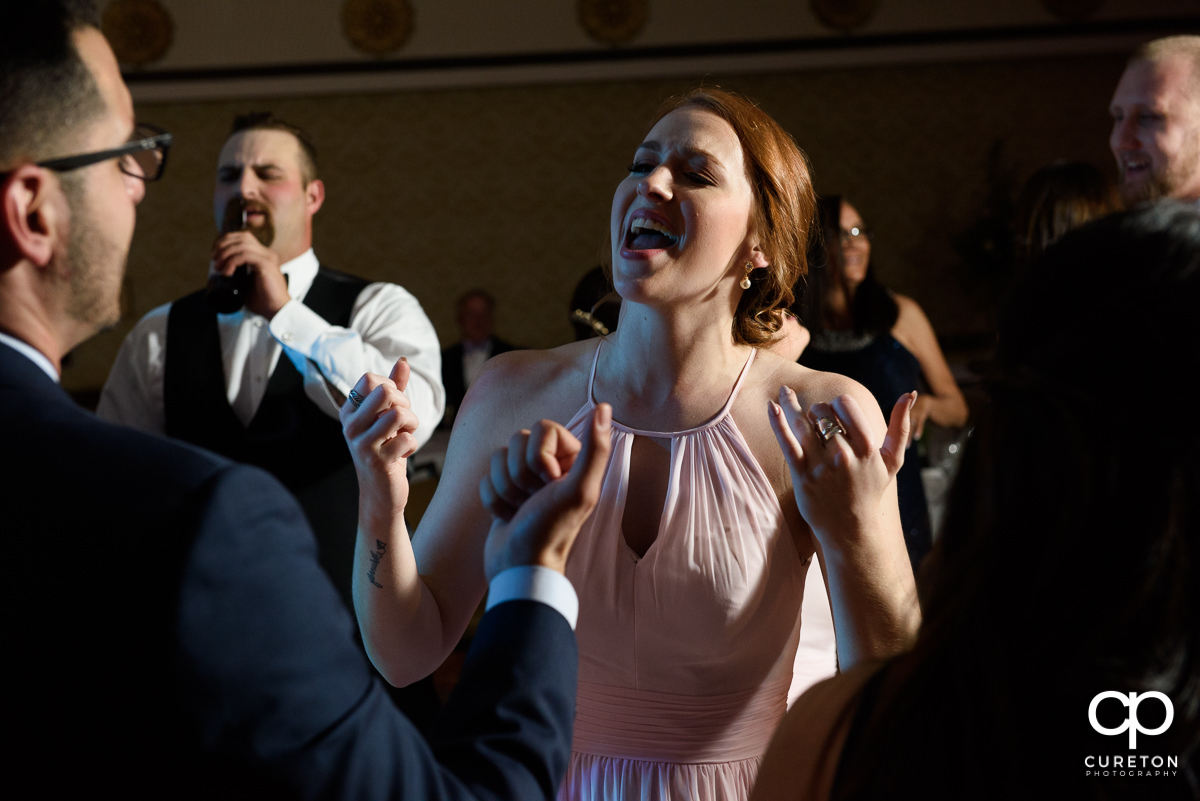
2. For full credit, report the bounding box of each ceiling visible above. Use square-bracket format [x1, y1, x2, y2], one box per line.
[104, 0, 1199, 101]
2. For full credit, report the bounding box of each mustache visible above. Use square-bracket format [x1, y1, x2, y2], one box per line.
[221, 197, 274, 247]
[241, 199, 271, 219]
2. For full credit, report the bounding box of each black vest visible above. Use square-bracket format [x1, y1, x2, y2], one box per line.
[163, 267, 368, 605]
[164, 267, 365, 484]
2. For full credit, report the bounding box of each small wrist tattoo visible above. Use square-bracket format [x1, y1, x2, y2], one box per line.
[367, 539, 387, 589]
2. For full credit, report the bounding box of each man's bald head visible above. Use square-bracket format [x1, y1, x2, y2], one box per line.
[1129, 36, 1200, 92]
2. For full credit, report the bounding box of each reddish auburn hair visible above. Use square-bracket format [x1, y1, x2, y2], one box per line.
[651, 87, 816, 347]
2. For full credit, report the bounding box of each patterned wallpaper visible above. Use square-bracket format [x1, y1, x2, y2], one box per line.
[62, 52, 1124, 391]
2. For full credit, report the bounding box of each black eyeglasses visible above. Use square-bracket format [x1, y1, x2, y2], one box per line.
[839, 225, 873, 245]
[3, 124, 172, 182]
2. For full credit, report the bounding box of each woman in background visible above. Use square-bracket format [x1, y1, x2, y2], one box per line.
[754, 201, 1200, 801]
[796, 196, 968, 570]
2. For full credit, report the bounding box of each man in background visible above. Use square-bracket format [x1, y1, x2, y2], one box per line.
[1110, 35, 1200, 205]
[2, 2, 600, 796]
[440, 288, 517, 428]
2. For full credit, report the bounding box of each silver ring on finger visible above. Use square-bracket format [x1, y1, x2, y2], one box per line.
[348, 389, 366, 409]
[816, 416, 846, 443]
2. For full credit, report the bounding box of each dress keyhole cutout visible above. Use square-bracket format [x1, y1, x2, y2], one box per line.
[621, 435, 671, 559]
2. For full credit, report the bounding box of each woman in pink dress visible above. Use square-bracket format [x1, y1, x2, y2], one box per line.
[342, 88, 919, 801]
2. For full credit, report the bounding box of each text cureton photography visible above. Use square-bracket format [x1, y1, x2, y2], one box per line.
[1084, 754, 1179, 778]
[1085, 691, 1181, 779]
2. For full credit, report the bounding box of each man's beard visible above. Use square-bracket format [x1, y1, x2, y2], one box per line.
[222, 196, 275, 246]
[1121, 138, 1200, 204]
[62, 176, 124, 332]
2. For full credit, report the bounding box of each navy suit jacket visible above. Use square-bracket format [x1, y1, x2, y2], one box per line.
[2, 341, 576, 799]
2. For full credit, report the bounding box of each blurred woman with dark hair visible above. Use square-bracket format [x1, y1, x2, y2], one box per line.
[796, 196, 968, 570]
[1015, 160, 1120, 267]
[755, 201, 1200, 801]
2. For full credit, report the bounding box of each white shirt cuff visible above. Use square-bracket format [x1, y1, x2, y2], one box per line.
[485, 566, 578, 630]
[269, 299, 330, 355]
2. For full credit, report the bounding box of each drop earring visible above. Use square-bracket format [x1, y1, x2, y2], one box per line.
[740, 261, 753, 290]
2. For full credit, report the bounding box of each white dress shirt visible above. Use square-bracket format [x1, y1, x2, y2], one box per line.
[461, 340, 492, 390]
[97, 249, 444, 447]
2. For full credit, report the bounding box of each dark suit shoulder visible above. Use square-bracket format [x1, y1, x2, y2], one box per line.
[4, 361, 225, 485]
[55, 396, 230, 489]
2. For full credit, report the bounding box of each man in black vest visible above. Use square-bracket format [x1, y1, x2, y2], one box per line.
[99, 113, 445, 608]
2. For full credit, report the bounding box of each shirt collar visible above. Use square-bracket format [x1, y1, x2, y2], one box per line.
[463, 338, 491, 354]
[282, 248, 319, 301]
[0, 331, 59, 382]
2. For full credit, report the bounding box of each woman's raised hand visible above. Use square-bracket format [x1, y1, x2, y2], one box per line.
[769, 388, 914, 545]
[480, 404, 612, 579]
[341, 358, 420, 513]
[770, 388, 921, 665]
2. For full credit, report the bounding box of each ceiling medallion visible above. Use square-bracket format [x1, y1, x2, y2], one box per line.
[1041, 0, 1104, 22]
[342, 0, 415, 56]
[810, 0, 880, 32]
[101, 0, 173, 66]
[579, 0, 649, 46]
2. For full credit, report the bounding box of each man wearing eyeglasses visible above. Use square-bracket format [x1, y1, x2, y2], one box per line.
[2, 2, 589, 798]
[97, 111, 445, 614]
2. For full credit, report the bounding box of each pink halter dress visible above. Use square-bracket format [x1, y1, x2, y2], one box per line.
[559, 343, 811, 801]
